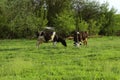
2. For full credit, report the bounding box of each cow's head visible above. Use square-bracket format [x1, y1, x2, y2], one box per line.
[60, 38, 67, 47]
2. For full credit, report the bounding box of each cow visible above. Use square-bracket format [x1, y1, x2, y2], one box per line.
[36, 27, 67, 48]
[73, 31, 88, 47]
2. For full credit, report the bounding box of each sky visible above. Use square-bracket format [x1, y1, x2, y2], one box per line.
[97, 0, 120, 14]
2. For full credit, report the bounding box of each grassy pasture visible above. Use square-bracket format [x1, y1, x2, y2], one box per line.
[0, 36, 120, 80]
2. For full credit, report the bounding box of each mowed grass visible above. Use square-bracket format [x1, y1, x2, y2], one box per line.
[0, 36, 120, 80]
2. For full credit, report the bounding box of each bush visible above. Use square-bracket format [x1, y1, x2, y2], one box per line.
[78, 20, 88, 32]
[88, 19, 100, 35]
[54, 10, 75, 37]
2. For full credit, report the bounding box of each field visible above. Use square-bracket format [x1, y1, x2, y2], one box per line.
[0, 36, 120, 80]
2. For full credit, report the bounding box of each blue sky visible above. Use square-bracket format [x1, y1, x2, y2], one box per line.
[98, 0, 120, 14]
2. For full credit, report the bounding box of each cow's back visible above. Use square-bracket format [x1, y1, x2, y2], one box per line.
[81, 31, 88, 40]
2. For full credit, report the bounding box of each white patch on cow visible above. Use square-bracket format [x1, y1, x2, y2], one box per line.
[76, 43, 80, 47]
[79, 42, 82, 45]
[77, 32, 79, 34]
[45, 27, 54, 30]
[53, 42, 57, 47]
[50, 31, 56, 41]
[74, 42, 79, 47]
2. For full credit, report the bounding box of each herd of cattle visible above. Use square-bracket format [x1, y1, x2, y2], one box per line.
[36, 27, 88, 48]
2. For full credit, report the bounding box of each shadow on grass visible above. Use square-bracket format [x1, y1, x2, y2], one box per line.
[0, 48, 22, 52]
[84, 54, 97, 57]
[108, 57, 120, 61]
[83, 54, 101, 60]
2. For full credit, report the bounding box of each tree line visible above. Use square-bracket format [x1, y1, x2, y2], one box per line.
[0, 0, 119, 39]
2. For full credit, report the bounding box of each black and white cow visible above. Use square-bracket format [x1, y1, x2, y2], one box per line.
[36, 27, 67, 47]
[73, 31, 88, 47]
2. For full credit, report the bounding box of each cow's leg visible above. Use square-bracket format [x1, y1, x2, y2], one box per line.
[36, 40, 40, 48]
[58, 37, 67, 47]
[83, 40, 86, 46]
[53, 41, 57, 47]
[36, 36, 44, 48]
[83, 38, 87, 46]
[76, 42, 80, 47]
[85, 38, 87, 46]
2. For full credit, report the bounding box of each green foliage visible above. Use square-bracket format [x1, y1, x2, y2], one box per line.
[0, 0, 119, 39]
[81, 0, 101, 21]
[6, 0, 48, 38]
[88, 19, 100, 35]
[47, 0, 71, 26]
[77, 1, 116, 35]
[99, 7, 116, 35]
[54, 10, 75, 36]
[0, 0, 48, 38]
[78, 19, 88, 31]
[0, 0, 12, 38]
[0, 37, 120, 79]
[113, 14, 120, 36]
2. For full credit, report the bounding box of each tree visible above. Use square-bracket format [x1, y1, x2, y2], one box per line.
[78, 20, 88, 32]
[0, 0, 10, 38]
[4, 0, 48, 38]
[54, 10, 75, 37]
[98, 3, 116, 35]
[46, 0, 71, 27]
[72, 0, 116, 35]
[114, 14, 120, 36]
[0, 0, 118, 39]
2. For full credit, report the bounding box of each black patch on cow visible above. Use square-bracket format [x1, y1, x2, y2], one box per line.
[36, 28, 67, 47]
[73, 31, 88, 46]
[53, 35, 67, 47]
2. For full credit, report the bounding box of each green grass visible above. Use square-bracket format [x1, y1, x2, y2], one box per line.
[0, 36, 120, 80]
